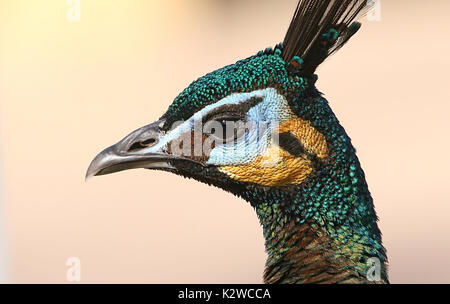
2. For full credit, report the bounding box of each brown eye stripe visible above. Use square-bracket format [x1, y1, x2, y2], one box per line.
[202, 96, 264, 123]
[166, 131, 216, 163]
[277, 131, 306, 157]
[277, 131, 323, 168]
[277, 118, 328, 159]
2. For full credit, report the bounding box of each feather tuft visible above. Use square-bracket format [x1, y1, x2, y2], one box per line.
[282, 0, 372, 76]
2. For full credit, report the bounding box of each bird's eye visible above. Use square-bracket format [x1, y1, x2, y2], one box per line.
[128, 138, 157, 151]
[204, 118, 247, 144]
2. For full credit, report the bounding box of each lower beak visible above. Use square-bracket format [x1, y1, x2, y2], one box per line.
[85, 146, 176, 181]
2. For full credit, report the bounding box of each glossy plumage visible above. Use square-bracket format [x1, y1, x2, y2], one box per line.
[87, 0, 388, 284]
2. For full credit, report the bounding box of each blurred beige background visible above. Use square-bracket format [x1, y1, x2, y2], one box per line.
[0, 0, 449, 283]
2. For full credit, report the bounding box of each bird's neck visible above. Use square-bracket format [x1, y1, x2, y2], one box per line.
[255, 202, 388, 284]
[248, 92, 388, 283]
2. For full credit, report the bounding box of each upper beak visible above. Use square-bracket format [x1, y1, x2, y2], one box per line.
[85, 146, 175, 180]
[85, 119, 192, 180]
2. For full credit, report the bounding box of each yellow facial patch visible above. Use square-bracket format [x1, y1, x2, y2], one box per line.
[278, 118, 328, 159]
[219, 118, 328, 186]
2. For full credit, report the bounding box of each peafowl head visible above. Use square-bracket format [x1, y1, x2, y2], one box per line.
[87, 0, 388, 284]
[86, 50, 327, 191]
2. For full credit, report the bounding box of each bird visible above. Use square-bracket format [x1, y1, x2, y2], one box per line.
[87, 0, 388, 284]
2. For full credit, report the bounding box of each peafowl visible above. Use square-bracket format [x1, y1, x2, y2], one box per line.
[87, 0, 388, 284]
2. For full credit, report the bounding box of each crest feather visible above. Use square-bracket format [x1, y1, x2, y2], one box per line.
[282, 0, 372, 75]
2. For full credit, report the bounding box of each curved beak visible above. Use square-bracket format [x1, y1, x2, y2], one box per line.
[85, 146, 176, 180]
[85, 119, 198, 181]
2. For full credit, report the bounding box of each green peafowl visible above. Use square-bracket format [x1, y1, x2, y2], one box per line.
[87, 0, 388, 284]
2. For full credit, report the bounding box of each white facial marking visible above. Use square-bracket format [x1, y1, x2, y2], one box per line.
[139, 88, 295, 165]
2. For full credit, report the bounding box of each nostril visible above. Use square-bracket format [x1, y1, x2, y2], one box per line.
[141, 138, 156, 146]
[128, 138, 157, 152]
